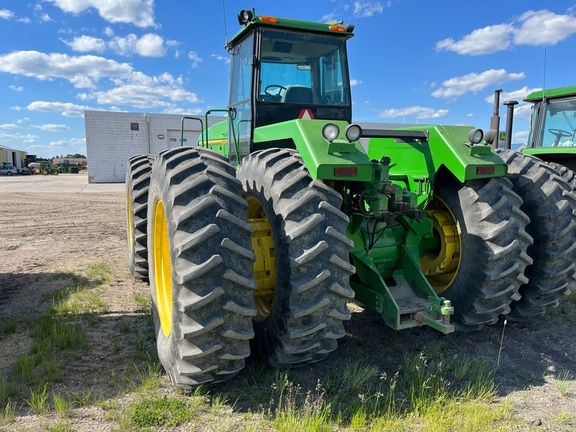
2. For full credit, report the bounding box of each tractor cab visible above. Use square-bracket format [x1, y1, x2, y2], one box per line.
[522, 86, 576, 171]
[526, 87, 576, 148]
[226, 9, 355, 160]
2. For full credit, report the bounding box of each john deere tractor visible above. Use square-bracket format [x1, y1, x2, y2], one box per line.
[519, 86, 576, 187]
[126, 9, 575, 387]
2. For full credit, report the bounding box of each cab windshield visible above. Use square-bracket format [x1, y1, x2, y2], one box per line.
[530, 97, 576, 147]
[258, 29, 350, 106]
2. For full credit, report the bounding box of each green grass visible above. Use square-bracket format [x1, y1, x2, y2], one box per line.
[133, 293, 151, 312]
[555, 371, 572, 396]
[85, 262, 113, 284]
[0, 318, 18, 341]
[127, 396, 196, 428]
[24, 384, 49, 414]
[52, 392, 72, 417]
[0, 258, 530, 430]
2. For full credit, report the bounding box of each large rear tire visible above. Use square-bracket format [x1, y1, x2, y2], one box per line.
[148, 147, 256, 387]
[498, 150, 576, 320]
[126, 154, 154, 282]
[425, 175, 533, 330]
[545, 161, 576, 191]
[237, 149, 355, 367]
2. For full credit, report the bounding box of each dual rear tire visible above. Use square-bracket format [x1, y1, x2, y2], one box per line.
[138, 147, 353, 386]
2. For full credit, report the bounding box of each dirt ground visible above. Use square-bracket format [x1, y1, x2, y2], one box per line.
[1, 173, 575, 431]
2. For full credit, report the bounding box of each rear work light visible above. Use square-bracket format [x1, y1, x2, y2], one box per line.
[329, 25, 345, 32]
[476, 166, 495, 175]
[334, 167, 357, 177]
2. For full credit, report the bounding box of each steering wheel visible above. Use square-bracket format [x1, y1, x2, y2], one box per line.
[264, 84, 286, 97]
[549, 128, 572, 146]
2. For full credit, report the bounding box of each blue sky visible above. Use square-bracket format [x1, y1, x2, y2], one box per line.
[1, 0, 575, 158]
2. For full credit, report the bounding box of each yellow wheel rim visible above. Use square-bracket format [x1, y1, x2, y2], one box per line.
[127, 187, 134, 255]
[246, 196, 276, 322]
[152, 199, 172, 336]
[420, 196, 461, 294]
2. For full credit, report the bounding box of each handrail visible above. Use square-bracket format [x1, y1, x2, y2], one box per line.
[204, 109, 239, 161]
[180, 116, 204, 147]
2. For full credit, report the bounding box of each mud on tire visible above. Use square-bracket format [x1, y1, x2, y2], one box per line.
[498, 150, 576, 320]
[434, 175, 533, 330]
[237, 149, 355, 367]
[126, 154, 154, 282]
[147, 147, 256, 387]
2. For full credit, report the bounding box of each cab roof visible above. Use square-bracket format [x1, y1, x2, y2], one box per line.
[227, 9, 354, 48]
[525, 85, 576, 102]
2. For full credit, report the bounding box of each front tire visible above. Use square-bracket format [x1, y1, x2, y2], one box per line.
[237, 149, 355, 367]
[498, 150, 576, 320]
[148, 147, 256, 387]
[426, 175, 533, 330]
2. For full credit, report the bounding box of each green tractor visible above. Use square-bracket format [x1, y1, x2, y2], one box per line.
[126, 9, 575, 387]
[518, 85, 576, 187]
[57, 160, 80, 174]
[492, 85, 576, 321]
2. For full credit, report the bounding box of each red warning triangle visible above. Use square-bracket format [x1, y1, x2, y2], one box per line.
[298, 109, 315, 119]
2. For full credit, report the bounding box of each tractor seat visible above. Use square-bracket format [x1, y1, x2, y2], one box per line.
[282, 86, 313, 104]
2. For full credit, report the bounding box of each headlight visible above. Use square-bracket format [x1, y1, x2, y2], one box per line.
[345, 124, 362, 142]
[483, 129, 498, 145]
[322, 123, 340, 142]
[467, 128, 484, 145]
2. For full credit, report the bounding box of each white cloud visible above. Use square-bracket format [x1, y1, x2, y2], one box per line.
[109, 34, 138, 56]
[39, 13, 53, 22]
[188, 51, 202, 69]
[379, 106, 449, 119]
[513, 130, 529, 143]
[85, 72, 200, 108]
[435, 24, 514, 56]
[2, 49, 202, 111]
[511, 104, 533, 120]
[436, 9, 576, 55]
[0, 124, 19, 130]
[9, 85, 24, 92]
[0, 51, 134, 88]
[47, 0, 156, 28]
[484, 86, 541, 104]
[210, 53, 230, 64]
[514, 10, 576, 46]
[104, 26, 114, 37]
[47, 137, 86, 149]
[108, 33, 167, 57]
[432, 69, 525, 100]
[27, 101, 93, 117]
[63, 35, 106, 53]
[135, 33, 166, 57]
[32, 124, 71, 132]
[350, 79, 362, 87]
[0, 132, 38, 144]
[0, 9, 15, 20]
[353, 1, 384, 18]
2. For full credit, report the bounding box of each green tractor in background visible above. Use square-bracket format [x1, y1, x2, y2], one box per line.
[126, 9, 576, 387]
[519, 86, 576, 187]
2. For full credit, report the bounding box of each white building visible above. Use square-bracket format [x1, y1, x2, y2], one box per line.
[84, 111, 225, 183]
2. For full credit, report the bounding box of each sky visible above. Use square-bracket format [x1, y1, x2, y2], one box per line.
[0, 0, 575, 159]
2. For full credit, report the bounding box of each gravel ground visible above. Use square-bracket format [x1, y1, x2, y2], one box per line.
[0, 173, 575, 431]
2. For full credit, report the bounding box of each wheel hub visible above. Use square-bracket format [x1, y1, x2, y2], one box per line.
[152, 199, 172, 336]
[127, 187, 134, 255]
[420, 197, 461, 294]
[246, 196, 276, 322]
